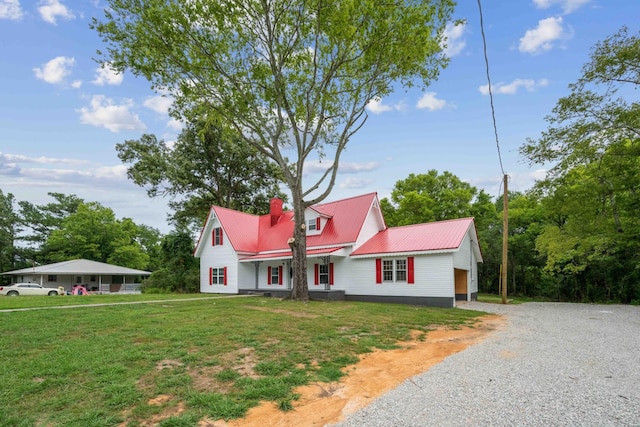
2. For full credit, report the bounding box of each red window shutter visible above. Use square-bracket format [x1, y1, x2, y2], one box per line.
[220, 229, 223, 245]
[408, 257, 415, 284]
[375, 259, 382, 284]
[329, 263, 334, 285]
[211, 230, 215, 246]
[223, 267, 228, 286]
[278, 266, 283, 285]
[267, 266, 272, 285]
[209, 267, 213, 286]
[316, 217, 321, 231]
[314, 264, 319, 285]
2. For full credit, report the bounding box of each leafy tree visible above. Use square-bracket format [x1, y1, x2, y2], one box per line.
[0, 189, 21, 277]
[45, 202, 151, 270]
[117, 121, 286, 231]
[521, 27, 640, 303]
[18, 193, 83, 259]
[92, 0, 456, 300]
[382, 170, 481, 226]
[495, 191, 547, 298]
[142, 229, 199, 293]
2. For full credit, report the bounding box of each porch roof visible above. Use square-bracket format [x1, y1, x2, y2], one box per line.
[2, 259, 151, 276]
[239, 246, 345, 262]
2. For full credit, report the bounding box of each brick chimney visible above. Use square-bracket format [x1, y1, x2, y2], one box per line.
[270, 197, 283, 226]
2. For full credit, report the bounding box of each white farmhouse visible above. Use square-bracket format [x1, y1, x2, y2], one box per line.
[194, 193, 482, 308]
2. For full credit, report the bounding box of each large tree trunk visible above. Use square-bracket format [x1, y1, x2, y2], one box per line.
[290, 192, 309, 302]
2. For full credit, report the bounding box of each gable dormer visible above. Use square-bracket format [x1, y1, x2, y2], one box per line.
[304, 206, 330, 236]
[306, 216, 322, 236]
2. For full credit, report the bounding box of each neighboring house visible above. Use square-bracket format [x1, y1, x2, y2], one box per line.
[194, 193, 482, 308]
[2, 259, 151, 294]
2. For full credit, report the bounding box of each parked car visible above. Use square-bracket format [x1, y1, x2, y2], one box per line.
[0, 283, 60, 296]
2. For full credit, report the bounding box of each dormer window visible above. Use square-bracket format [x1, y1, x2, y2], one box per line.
[307, 217, 321, 233]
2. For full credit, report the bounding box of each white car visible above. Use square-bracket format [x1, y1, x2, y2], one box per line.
[0, 283, 61, 296]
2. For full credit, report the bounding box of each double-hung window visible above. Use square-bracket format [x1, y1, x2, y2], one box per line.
[209, 267, 227, 286]
[314, 263, 334, 286]
[267, 266, 283, 285]
[376, 257, 414, 284]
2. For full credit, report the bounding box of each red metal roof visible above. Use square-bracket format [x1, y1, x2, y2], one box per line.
[351, 217, 475, 256]
[213, 205, 261, 252]
[239, 247, 345, 261]
[212, 193, 379, 254]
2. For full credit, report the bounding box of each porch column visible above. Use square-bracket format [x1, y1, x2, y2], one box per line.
[253, 261, 262, 290]
[286, 259, 292, 290]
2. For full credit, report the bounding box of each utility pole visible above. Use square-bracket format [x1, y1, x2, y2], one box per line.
[501, 174, 508, 304]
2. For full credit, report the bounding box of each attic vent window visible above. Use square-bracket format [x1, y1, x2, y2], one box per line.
[212, 227, 223, 246]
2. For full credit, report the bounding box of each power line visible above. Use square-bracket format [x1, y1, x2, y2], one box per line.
[477, 0, 505, 176]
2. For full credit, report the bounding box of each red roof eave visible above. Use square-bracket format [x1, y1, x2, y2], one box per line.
[239, 246, 344, 262]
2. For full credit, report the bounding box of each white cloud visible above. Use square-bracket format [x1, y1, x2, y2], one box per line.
[78, 95, 146, 133]
[478, 78, 549, 95]
[339, 177, 375, 189]
[92, 65, 123, 86]
[339, 162, 380, 173]
[166, 118, 183, 131]
[532, 0, 591, 14]
[33, 56, 75, 84]
[38, 0, 74, 24]
[519, 17, 568, 54]
[366, 98, 405, 114]
[416, 92, 447, 111]
[143, 95, 173, 114]
[442, 22, 467, 57]
[304, 160, 380, 175]
[0, 152, 89, 166]
[71, 80, 82, 88]
[0, 0, 23, 20]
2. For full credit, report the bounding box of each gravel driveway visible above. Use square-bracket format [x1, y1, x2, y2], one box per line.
[332, 302, 640, 427]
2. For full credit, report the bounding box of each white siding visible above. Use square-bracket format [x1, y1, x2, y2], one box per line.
[199, 226, 240, 294]
[452, 230, 480, 296]
[343, 254, 454, 298]
[238, 262, 258, 290]
[354, 205, 385, 249]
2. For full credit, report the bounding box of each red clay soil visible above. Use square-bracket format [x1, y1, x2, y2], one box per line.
[203, 314, 505, 427]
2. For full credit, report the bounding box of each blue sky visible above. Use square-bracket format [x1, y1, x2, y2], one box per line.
[1, 0, 638, 234]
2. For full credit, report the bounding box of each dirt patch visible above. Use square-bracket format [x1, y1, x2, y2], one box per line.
[156, 359, 184, 370]
[206, 314, 505, 427]
[242, 305, 320, 318]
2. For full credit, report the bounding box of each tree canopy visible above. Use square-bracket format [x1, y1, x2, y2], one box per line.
[381, 170, 487, 226]
[520, 26, 640, 303]
[117, 121, 286, 231]
[92, 0, 456, 299]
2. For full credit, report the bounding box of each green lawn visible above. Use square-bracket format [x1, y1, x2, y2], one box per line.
[477, 292, 554, 304]
[0, 295, 486, 426]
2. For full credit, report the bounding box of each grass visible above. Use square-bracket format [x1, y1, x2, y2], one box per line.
[0, 293, 220, 310]
[477, 292, 554, 304]
[0, 294, 486, 426]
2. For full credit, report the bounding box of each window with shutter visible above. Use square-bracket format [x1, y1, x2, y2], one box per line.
[375, 257, 415, 284]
